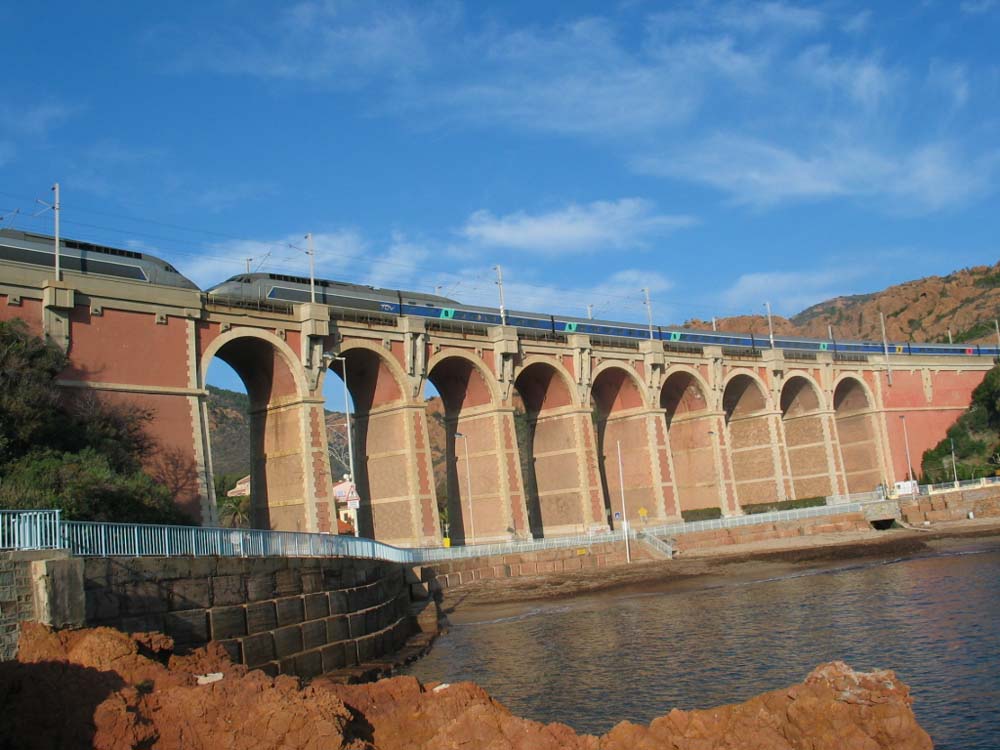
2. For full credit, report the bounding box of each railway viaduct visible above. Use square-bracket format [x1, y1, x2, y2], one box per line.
[1, 264, 992, 547]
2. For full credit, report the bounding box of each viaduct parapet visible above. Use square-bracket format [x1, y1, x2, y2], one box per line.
[1, 264, 991, 547]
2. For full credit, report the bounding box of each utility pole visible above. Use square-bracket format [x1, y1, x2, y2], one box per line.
[828, 324, 834, 340]
[616, 441, 631, 564]
[711, 317, 717, 331]
[52, 183, 60, 282]
[950, 438, 959, 488]
[494, 265, 506, 325]
[587, 304, 593, 320]
[947, 328, 953, 344]
[900, 415, 915, 498]
[880, 311, 893, 386]
[245, 258, 252, 274]
[642, 288, 654, 340]
[305, 233, 316, 303]
[764, 301, 775, 349]
[994, 320, 1000, 352]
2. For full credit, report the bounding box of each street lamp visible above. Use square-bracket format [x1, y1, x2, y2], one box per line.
[330, 355, 357, 536]
[455, 431, 475, 545]
[900, 415, 915, 498]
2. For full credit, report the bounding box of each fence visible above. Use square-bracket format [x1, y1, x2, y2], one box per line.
[825, 475, 1000, 505]
[1, 500, 866, 564]
[0, 510, 62, 551]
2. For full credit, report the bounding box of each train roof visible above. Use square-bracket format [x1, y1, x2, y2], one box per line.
[209, 272, 461, 305]
[0, 228, 199, 290]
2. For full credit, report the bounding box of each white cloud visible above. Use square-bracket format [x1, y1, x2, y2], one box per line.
[461, 198, 695, 254]
[635, 135, 996, 211]
[166, 2, 457, 85]
[842, 10, 871, 34]
[197, 182, 278, 213]
[795, 45, 896, 109]
[0, 102, 77, 136]
[960, 0, 997, 14]
[363, 231, 432, 290]
[720, 267, 867, 315]
[167, 230, 368, 289]
[928, 59, 970, 110]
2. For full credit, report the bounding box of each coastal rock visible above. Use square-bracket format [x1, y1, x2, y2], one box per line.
[0, 624, 932, 750]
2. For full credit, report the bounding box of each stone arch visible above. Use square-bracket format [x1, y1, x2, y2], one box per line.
[199, 327, 310, 531]
[426, 350, 514, 544]
[780, 374, 835, 499]
[833, 375, 882, 493]
[661, 368, 720, 512]
[513, 360, 581, 537]
[723, 372, 780, 506]
[323, 343, 412, 540]
[591, 363, 652, 528]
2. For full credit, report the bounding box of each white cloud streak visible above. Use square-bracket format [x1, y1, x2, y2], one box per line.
[461, 199, 695, 254]
[636, 135, 997, 211]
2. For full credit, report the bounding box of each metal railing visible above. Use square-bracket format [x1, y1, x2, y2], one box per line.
[60, 520, 414, 563]
[826, 475, 1000, 505]
[0, 510, 62, 551]
[641, 502, 863, 538]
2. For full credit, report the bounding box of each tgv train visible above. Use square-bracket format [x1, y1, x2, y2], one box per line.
[0, 229, 199, 290]
[206, 272, 1000, 358]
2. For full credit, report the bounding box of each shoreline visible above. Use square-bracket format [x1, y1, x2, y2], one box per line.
[438, 519, 1000, 618]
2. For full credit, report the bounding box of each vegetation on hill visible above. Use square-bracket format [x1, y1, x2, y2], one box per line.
[921, 364, 1000, 482]
[0, 320, 190, 523]
[686, 260, 1000, 344]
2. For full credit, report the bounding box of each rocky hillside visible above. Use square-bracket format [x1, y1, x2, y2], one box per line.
[685, 260, 1000, 343]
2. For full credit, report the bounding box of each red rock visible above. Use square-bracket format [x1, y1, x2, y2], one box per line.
[1, 625, 933, 750]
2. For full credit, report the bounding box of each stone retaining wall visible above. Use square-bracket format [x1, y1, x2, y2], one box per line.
[898, 486, 1000, 524]
[82, 556, 418, 679]
[0, 552, 34, 661]
[670, 511, 871, 553]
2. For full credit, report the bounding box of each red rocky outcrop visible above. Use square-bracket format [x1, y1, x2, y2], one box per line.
[0, 624, 932, 750]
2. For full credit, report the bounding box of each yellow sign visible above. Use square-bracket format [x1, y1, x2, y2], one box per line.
[638, 506, 648, 518]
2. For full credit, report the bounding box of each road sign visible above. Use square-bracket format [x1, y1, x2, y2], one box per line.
[638, 506, 648, 518]
[347, 499, 360, 510]
[614, 511, 622, 520]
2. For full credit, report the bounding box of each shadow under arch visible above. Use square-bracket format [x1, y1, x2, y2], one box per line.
[513, 360, 577, 538]
[426, 352, 503, 544]
[722, 372, 779, 506]
[590, 363, 648, 529]
[833, 375, 882, 493]
[325, 344, 407, 540]
[780, 374, 834, 498]
[661, 368, 720, 512]
[200, 329, 307, 531]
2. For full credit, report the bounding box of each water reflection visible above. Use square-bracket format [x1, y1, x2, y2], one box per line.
[403, 542, 1000, 750]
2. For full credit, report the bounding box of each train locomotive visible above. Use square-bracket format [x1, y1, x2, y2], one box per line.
[0, 229, 199, 290]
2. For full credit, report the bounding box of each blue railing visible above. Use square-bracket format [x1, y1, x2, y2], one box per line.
[0, 510, 62, 550]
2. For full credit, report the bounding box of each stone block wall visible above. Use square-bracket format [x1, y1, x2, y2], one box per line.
[0, 552, 34, 661]
[669, 512, 870, 553]
[82, 556, 416, 679]
[898, 486, 1000, 524]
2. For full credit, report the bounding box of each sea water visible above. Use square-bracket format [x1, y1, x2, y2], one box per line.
[403, 538, 1000, 749]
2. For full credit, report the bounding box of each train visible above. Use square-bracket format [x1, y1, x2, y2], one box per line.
[206, 272, 1000, 359]
[0, 229, 200, 290]
[1, 228, 994, 358]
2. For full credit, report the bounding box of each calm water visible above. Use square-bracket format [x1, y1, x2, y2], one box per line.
[403, 538, 1000, 749]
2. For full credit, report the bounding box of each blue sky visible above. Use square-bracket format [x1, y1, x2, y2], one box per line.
[3, 1, 1000, 399]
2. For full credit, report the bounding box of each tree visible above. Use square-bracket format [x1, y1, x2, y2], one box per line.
[0, 319, 192, 524]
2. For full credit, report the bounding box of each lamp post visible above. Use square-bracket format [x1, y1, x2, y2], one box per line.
[455, 431, 475, 545]
[950, 438, 959, 489]
[900, 415, 915, 499]
[331, 355, 357, 536]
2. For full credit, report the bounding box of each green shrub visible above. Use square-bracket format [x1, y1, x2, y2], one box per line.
[681, 506, 722, 522]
